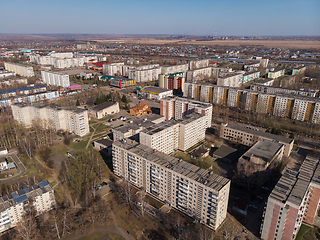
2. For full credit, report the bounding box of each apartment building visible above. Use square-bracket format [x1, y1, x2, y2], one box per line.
[227, 88, 243, 108]
[0, 180, 55, 233]
[103, 62, 124, 76]
[158, 73, 185, 92]
[200, 85, 214, 103]
[250, 84, 318, 97]
[161, 64, 189, 76]
[186, 67, 213, 82]
[110, 78, 135, 89]
[217, 72, 244, 88]
[4, 62, 34, 77]
[256, 94, 275, 114]
[213, 86, 228, 105]
[291, 97, 316, 122]
[140, 113, 206, 153]
[244, 63, 260, 72]
[267, 69, 285, 79]
[112, 114, 165, 142]
[139, 86, 173, 100]
[11, 103, 89, 137]
[242, 71, 260, 84]
[112, 139, 230, 230]
[189, 59, 209, 70]
[220, 122, 294, 157]
[260, 156, 320, 240]
[160, 96, 212, 128]
[312, 102, 320, 124]
[242, 91, 259, 112]
[129, 67, 161, 82]
[184, 82, 201, 100]
[41, 71, 70, 87]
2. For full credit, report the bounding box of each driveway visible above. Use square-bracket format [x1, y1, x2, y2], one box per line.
[0, 151, 26, 183]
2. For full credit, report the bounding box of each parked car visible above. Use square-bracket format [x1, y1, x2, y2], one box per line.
[248, 205, 257, 212]
[102, 182, 108, 186]
[262, 186, 269, 191]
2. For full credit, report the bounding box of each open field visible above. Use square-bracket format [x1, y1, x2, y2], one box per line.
[95, 38, 320, 49]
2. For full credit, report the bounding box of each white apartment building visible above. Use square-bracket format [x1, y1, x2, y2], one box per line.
[112, 139, 231, 230]
[129, 67, 161, 82]
[41, 71, 70, 87]
[200, 85, 214, 103]
[0, 180, 55, 233]
[273, 95, 294, 118]
[312, 102, 320, 124]
[103, 62, 124, 76]
[217, 72, 243, 88]
[227, 88, 242, 108]
[291, 98, 314, 122]
[4, 62, 34, 77]
[213, 86, 228, 105]
[189, 59, 209, 70]
[11, 103, 89, 137]
[140, 113, 207, 153]
[161, 64, 189, 76]
[160, 96, 212, 128]
[30, 52, 96, 69]
[256, 94, 275, 114]
[186, 67, 213, 82]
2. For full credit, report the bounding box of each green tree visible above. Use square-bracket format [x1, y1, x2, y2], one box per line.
[76, 99, 80, 106]
[121, 95, 127, 103]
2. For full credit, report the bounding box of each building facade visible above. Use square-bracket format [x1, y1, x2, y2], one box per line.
[4, 62, 34, 77]
[260, 156, 320, 240]
[112, 139, 230, 230]
[11, 103, 89, 137]
[0, 180, 55, 233]
[41, 71, 70, 88]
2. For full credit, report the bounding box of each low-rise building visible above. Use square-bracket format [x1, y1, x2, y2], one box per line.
[89, 101, 119, 119]
[130, 103, 152, 116]
[0, 147, 8, 155]
[112, 139, 230, 230]
[242, 71, 260, 84]
[94, 138, 113, 156]
[139, 86, 173, 100]
[267, 69, 285, 79]
[237, 140, 284, 188]
[220, 122, 293, 157]
[0, 157, 7, 170]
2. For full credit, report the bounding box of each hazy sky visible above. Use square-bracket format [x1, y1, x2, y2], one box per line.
[1, 0, 319, 36]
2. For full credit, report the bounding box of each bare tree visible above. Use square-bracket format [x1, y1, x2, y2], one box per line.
[15, 212, 40, 240]
[199, 226, 215, 240]
[21, 137, 34, 159]
[122, 179, 133, 208]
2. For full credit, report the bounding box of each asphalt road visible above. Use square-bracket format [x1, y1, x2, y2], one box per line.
[0, 151, 26, 184]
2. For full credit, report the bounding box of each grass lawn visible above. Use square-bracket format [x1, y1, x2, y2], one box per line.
[296, 224, 317, 240]
[50, 143, 69, 155]
[69, 139, 89, 151]
[18, 154, 39, 177]
[95, 124, 110, 134]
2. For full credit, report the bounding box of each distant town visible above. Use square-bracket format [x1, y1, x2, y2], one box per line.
[0, 34, 320, 240]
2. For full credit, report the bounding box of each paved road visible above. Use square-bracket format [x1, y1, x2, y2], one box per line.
[0, 151, 26, 184]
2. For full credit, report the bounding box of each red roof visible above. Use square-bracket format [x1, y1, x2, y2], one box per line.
[93, 62, 110, 67]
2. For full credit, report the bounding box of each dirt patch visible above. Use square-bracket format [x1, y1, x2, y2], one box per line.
[49, 153, 68, 173]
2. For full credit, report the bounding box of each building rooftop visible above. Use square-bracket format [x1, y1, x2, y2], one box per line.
[269, 156, 320, 207]
[90, 101, 118, 112]
[114, 139, 230, 192]
[162, 96, 212, 108]
[223, 122, 293, 144]
[142, 86, 172, 94]
[240, 140, 284, 164]
[94, 138, 113, 147]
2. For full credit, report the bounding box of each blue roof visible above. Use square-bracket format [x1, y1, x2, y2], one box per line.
[23, 188, 29, 194]
[11, 192, 19, 199]
[0, 85, 46, 95]
[38, 180, 49, 188]
[14, 195, 28, 204]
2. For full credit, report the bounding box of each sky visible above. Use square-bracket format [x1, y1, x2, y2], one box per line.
[0, 0, 319, 36]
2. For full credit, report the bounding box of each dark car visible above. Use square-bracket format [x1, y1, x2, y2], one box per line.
[103, 181, 108, 186]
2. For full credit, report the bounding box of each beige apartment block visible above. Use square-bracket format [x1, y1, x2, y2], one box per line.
[103, 62, 124, 76]
[11, 103, 89, 137]
[186, 67, 213, 82]
[291, 98, 316, 122]
[112, 139, 230, 230]
[189, 59, 209, 70]
[161, 64, 189, 76]
[4, 62, 34, 77]
[0, 180, 55, 233]
[41, 71, 70, 87]
[217, 72, 243, 88]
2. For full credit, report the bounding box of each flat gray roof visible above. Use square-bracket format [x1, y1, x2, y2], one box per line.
[240, 140, 283, 163]
[142, 86, 172, 94]
[90, 101, 117, 112]
[113, 139, 230, 192]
